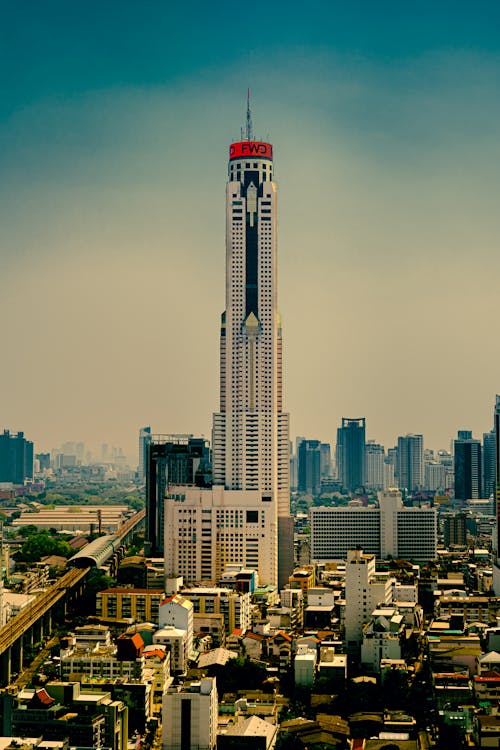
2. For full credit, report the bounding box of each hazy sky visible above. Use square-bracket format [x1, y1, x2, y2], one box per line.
[2, 1, 500, 463]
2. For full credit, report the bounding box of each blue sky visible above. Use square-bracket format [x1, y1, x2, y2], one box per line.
[2, 1, 500, 460]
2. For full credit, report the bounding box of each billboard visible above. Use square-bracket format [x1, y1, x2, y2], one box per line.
[229, 141, 272, 160]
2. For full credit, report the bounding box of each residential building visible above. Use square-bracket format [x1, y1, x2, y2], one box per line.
[96, 588, 163, 622]
[180, 586, 251, 634]
[344, 549, 394, 652]
[162, 677, 218, 750]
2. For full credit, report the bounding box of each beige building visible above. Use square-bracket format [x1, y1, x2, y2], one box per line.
[97, 588, 164, 622]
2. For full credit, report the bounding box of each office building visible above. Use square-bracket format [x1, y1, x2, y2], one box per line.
[424, 461, 447, 492]
[483, 429, 496, 500]
[397, 434, 424, 492]
[146, 435, 211, 556]
[310, 489, 437, 564]
[210, 100, 292, 587]
[138, 426, 151, 480]
[320, 442, 331, 477]
[365, 441, 385, 490]
[297, 439, 322, 495]
[0, 430, 33, 484]
[164, 485, 277, 586]
[454, 430, 482, 501]
[336, 418, 365, 492]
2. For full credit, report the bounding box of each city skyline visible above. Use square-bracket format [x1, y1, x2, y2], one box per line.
[3, 2, 500, 459]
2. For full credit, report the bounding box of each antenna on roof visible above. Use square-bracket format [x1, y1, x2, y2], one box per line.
[245, 88, 253, 141]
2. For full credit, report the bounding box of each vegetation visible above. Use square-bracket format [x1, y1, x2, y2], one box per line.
[16, 528, 73, 562]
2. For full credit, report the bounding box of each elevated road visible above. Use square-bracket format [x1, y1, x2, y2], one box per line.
[0, 566, 89, 685]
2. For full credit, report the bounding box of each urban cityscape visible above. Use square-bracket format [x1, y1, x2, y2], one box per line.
[3, 4, 500, 750]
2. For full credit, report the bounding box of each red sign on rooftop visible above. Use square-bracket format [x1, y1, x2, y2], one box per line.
[229, 141, 272, 161]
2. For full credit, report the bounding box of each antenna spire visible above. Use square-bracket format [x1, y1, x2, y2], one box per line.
[245, 88, 253, 141]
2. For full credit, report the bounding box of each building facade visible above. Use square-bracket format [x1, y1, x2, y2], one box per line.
[211, 104, 292, 588]
[337, 418, 366, 492]
[310, 489, 437, 564]
[454, 430, 482, 501]
[397, 434, 424, 492]
[146, 435, 211, 556]
[0, 430, 33, 484]
[297, 439, 322, 495]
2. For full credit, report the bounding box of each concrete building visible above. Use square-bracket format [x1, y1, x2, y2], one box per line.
[365, 441, 385, 491]
[181, 586, 251, 634]
[336, 418, 366, 492]
[0, 430, 33, 484]
[361, 607, 405, 672]
[217, 715, 278, 750]
[310, 489, 437, 564]
[158, 593, 194, 658]
[164, 485, 277, 586]
[96, 588, 163, 622]
[344, 549, 394, 652]
[397, 433, 424, 491]
[297, 440, 321, 496]
[153, 626, 190, 673]
[211, 104, 292, 590]
[454, 430, 482, 501]
[145, 435, 211, 556]
[162, 677, 218, 750]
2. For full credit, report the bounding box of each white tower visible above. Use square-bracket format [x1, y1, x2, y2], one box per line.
[212, 97, 292, 587]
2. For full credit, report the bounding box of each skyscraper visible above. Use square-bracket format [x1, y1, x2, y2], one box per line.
[0, 430, 33, 484]
[397, 434, 424, 492]
[297, 439, 321, 495]
[337, 418, 366, 492]
[483, 429, 496, 501]
[454, 430, 482, 501]
[212, 98, 292, 587]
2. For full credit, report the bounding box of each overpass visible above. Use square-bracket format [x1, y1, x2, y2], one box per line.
[0, 566, 89, 686]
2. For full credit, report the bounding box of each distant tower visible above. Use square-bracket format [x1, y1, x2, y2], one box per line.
[454, 430, 482, 501]
[484, 429, 496, 500]
[138, 426, 152, 480]
[211, 95, 292, 587]
[337, 418, 366, 492]
[397, 434, 424, 492]
[297, 440, 322, 495]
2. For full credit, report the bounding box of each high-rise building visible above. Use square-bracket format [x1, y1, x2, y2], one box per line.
[211, 99, 292, 587]
[397, 434, 424, 492]
[146, 435, 211, 556]
[297, 439, 322, 495]
[0, 430, 33, 484]
[483, 429, 496, 500]
[495, 396, 500, 551]
[138, 425, 151, 480]
[320, 442, 332, 477]
[365, 441, 385, 490]
[454, 430, 482, 501]
[491, 397, 500, 593]
[337, 418, 366, 492]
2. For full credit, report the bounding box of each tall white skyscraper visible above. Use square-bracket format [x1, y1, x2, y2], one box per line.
[212, 98, 292, 587]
